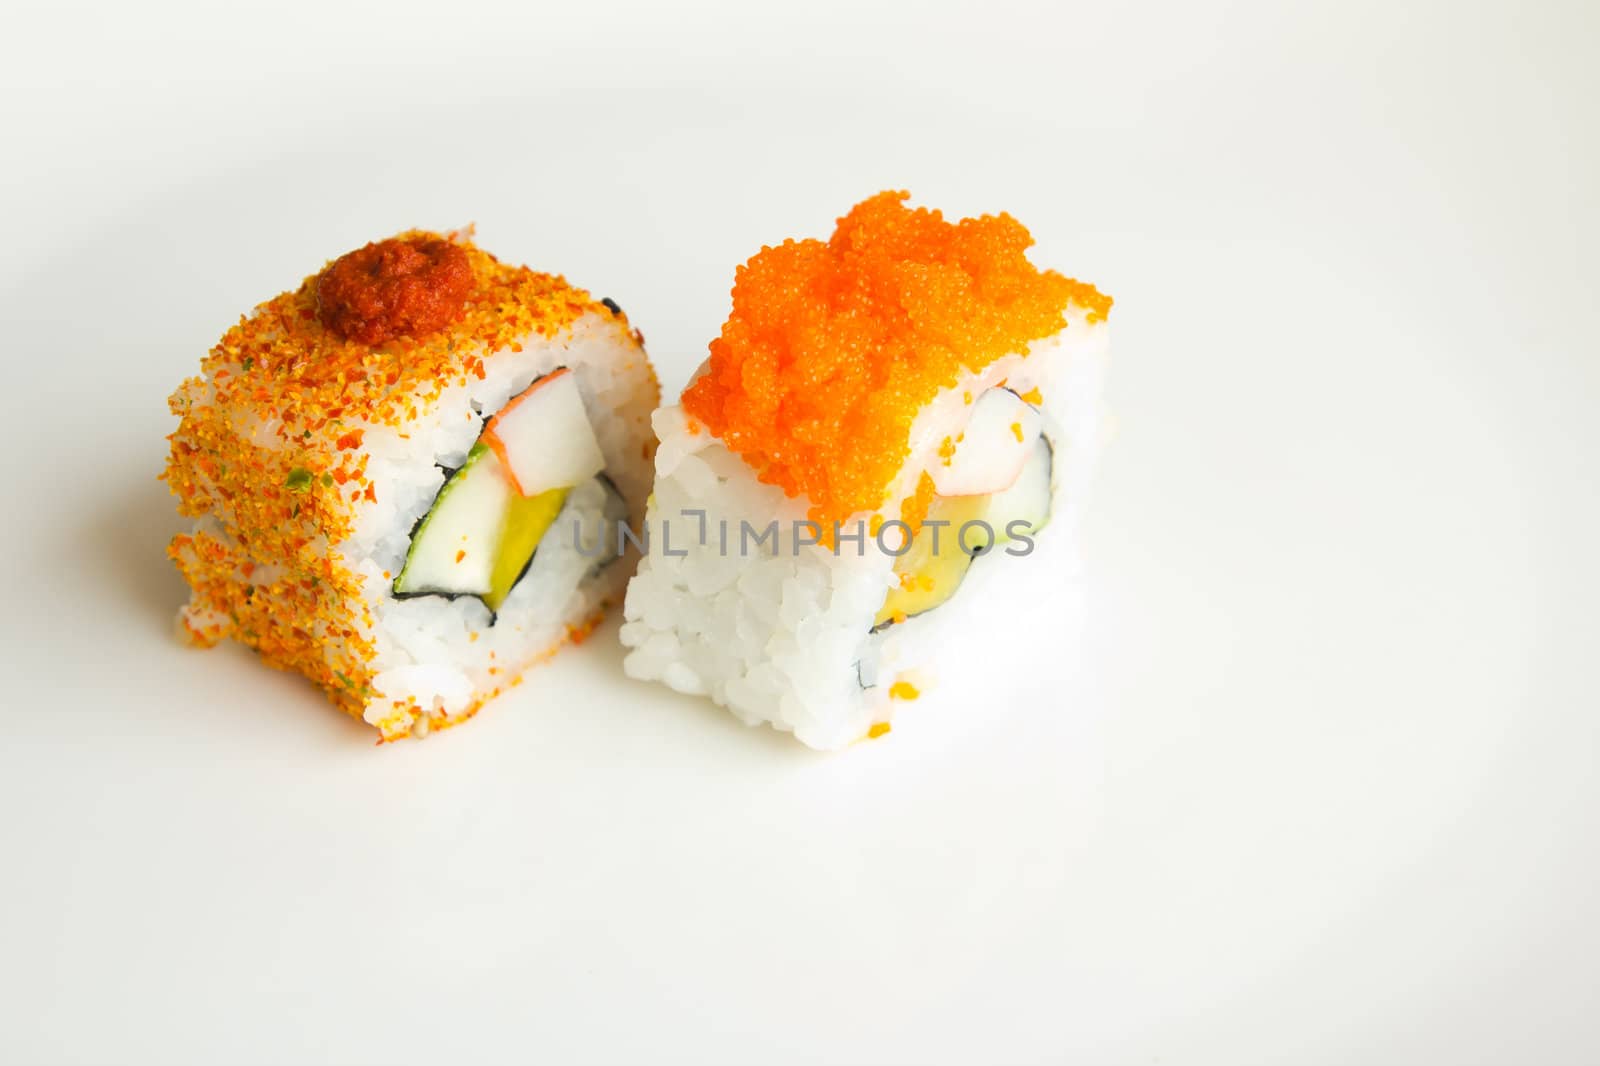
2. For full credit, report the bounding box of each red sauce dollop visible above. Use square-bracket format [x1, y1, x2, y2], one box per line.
[316, 236, 474, 345]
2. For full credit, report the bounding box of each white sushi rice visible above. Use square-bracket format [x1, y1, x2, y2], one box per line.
[619, 308, 1109, 749]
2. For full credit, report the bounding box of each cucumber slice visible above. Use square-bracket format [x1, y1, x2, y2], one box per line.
[989, 435, 1053, 544]
[393, 444, 513, 599]
[392, 442, 569, 612]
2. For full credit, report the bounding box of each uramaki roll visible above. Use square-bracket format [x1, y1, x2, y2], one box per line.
[620, 193, 1111, 749]
[165, 230, 659, 740]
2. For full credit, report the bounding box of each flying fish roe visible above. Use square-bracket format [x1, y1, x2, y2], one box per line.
[899, 471, 937, 533]
[682, 191, 1111, 528]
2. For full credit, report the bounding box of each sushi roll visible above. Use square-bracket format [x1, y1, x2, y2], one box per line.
[165, 230, 659, 740]
[619, 192, 1111, 749]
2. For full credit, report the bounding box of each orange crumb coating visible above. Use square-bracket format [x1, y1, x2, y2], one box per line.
[162, 230, 654, 731]
[681, 191, 1111, 528]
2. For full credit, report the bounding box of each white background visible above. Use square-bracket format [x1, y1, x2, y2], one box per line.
[2, 1, 1596, 1062]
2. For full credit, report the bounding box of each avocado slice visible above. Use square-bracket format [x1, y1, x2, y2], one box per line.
[484, 482, 570, 612]
[873, 493, 991, 630]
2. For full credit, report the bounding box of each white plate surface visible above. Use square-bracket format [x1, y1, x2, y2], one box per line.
[2, 2, 1596, 1063]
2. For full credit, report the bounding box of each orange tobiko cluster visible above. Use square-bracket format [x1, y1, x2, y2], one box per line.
[681, 191, 1111, 528]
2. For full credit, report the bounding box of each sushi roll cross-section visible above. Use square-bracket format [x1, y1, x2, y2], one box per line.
[620, 192, 1111, 749]
[164, 230, 659, 740]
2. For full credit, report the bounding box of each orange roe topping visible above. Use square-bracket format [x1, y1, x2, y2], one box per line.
[889, 680, 920, 701]
[867, 722, 892, 739]
[900, 471, 937, 532]
[316, 236, 473, 345]
[682, 191, 1111, 528]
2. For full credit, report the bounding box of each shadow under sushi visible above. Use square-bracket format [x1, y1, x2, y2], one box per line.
[77, 474, 192, 636]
